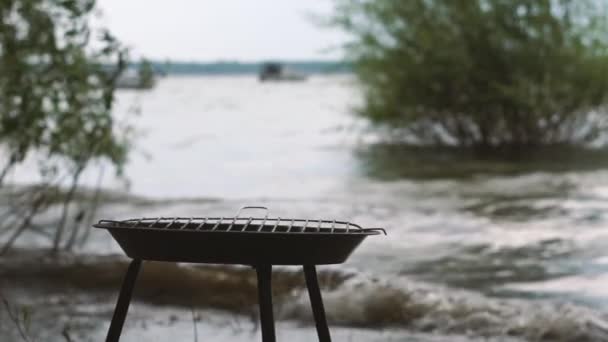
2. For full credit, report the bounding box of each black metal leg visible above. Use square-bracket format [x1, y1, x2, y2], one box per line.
[304, 265, 332, 342]
[255, 264, 276, 342]
[106, 259, 142, 342]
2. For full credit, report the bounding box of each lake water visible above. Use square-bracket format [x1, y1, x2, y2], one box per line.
[7, 75, 608, 341]
[110, 74, 608, 300]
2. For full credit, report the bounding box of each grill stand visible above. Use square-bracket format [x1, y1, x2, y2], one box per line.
[106, 259, 142, 342]
[255, 265, 276, 342]
[304, 265, 332, 342]
[105, 260, 332, 342]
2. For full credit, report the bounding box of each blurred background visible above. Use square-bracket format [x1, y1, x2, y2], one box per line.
[3, 0, 608, 341]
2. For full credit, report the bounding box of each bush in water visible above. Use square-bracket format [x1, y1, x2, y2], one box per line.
[332, 0, 608, 148]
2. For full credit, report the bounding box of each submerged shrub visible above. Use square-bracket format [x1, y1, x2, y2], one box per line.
[333, 0, 608, 148]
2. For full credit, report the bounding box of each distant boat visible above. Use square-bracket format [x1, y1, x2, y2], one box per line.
[259, 63, 307, 82]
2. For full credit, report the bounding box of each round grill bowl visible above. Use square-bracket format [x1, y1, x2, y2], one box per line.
[96, 227, 378, 265]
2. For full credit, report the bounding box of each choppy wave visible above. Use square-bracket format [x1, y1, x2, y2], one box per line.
[282, 274, 608, 341]
[4, 250, 608, 341]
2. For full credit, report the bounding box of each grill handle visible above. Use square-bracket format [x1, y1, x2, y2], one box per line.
[363, 228, 387, 235]
[236, 206, 269, 218]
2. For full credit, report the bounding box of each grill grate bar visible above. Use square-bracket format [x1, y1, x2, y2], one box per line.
[211, 217, 223, 231]
[150, 217, 162, 228]
[195, 218, 208, 230]
[271, 218, 281, 232]
[257, 217, 267, 232]
[302, 219, 309, 232]
[243, 217, 253, 231]
[165, 217, 179, 229]
[182, 217, 193, 229]
[227, 217, 238, 231]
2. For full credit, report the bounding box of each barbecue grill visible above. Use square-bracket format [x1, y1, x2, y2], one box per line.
[95, 206, 386, 342]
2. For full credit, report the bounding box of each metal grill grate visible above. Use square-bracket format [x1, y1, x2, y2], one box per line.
[96, 206, 386, 235]
[98, 217, 373, 234]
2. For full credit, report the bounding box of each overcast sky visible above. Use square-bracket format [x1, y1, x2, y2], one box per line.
[95, 0, 347, 62]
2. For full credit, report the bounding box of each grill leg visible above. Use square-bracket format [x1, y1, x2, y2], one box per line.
[255, 264, 276, 342]
[106, 258, 142, 342]
[304, 265, 332, 342]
